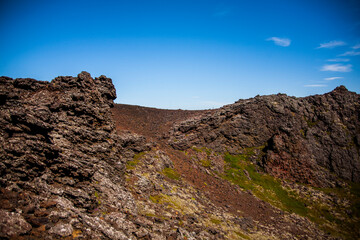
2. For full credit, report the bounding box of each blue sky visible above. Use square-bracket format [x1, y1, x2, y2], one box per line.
[1, 0, 360, 109]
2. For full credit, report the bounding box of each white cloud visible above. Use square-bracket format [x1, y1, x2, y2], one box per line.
[317, 40, 346, 49]
[339, 50, 360, 56]
[266, 37, 291, 47]
[327, 58, 350, 62]
[324, 77, 343, 81]
[321, 64, 352, 72]
[304, 84, 327, 87]
[352, 43, 360, 49]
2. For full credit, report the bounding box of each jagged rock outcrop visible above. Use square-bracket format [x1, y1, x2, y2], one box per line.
[0, 72, 152, 239]
[0, 72, 120, 185]
[169, 86, 360, 187]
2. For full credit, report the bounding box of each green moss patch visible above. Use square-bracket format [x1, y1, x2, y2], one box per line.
[221, 150, 360, 239]
[223, 153, 308, 216]
[200, 159, 212, 168]
[162, 167, 180, 180]
[234, 231, 251, 240]
[148, 194, 198, 215]
[191, 146, 213, 156]
[126, 152, 146, 170]
[210, 218, 222, 224]
[149, 194, 163, 204]
[188, 146, 216, 168]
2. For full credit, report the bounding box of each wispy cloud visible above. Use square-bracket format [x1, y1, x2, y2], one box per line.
[317, 40, 346, 49]
[320, 64, 352, 72]
[266, 37, 291, 47]
[352, 43, 360, 49]
[338, 50, 360, 56]
[324, 77, 343, 81]
[327, 58, 350, 62]
[304, 84, 327, 87]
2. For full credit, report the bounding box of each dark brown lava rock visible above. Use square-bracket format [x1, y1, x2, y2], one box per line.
[0, 72, 358, 239]
[169, 86, 360, 187]
[0, 72, 151, 239]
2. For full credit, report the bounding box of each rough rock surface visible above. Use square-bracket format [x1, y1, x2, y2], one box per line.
[0, 72, 151, 239]
[0, 72, 358, 239]
[0, 209, 32, 238]
[169, 86, 360, 187]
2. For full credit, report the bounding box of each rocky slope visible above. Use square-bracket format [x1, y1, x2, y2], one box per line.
[111, 104, 210, 141]
[0, 72, 359, 239]
[169, 86, 360, 188]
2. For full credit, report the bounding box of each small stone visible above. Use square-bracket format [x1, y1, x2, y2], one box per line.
[40, 200, 57, 209]
[28, 216, 49, 227]
[49, 223, 73, 237]
[135, 227, 149, 238]
[1, 199, 13, 210]
[243, 169, 251, 180]
[34, 209, 49, 217]
[37, 225, 46, 232]
[23, 204, 35, 214]
[0, 209, 32, 237]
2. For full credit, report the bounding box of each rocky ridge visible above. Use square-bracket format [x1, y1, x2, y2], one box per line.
[0, 72, 359, 239]
[169, 86, 360, 187]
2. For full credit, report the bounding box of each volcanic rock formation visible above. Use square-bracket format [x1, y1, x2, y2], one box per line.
[0, 72, 151, 239]
[169, 86, 360, 187]
[0, 72, 359, 239]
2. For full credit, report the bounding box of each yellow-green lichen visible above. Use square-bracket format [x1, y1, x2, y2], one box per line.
[210, 218, 222, 224]
[126, 152, 146, 170]
[149, 194, 198, 215]
[234, 231, 251, 240]
[94, 191, 101, 204]
[200, 159, 212, 168]
[162, 167, 180, 180]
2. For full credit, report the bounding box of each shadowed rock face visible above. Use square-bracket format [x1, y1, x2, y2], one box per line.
[169, 86, 360, 187]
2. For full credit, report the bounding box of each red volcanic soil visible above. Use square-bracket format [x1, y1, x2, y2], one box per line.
[111, 103, 309, 236]
[111, 103, 210, 140]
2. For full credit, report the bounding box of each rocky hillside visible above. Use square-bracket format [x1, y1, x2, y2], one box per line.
[0, 72, 359, 239]
[169, 86, 360, 188]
